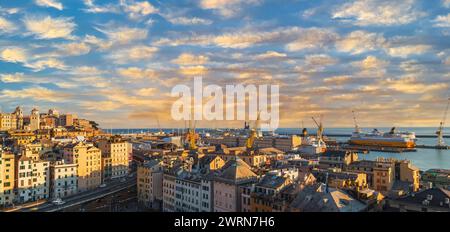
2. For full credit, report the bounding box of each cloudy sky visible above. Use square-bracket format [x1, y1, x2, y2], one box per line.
[0, 0, 449, 129]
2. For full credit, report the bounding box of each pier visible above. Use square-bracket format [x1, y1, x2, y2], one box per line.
[322, 134, 450, 138]
[331, 143, 417, 153]
[416, 144, 450, 150]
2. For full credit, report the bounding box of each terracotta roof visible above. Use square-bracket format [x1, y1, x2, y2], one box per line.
[216, 158, 256, 182]
[18, 155, 32, 162]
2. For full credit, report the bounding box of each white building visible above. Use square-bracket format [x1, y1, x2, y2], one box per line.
[98, 137, 129, 180]
[16, 156, 33, 203]
[32, 160, 50, 201]
[162, 172, 176, 212]
[173, 171, 213, 212]
[50, 160, 78, 199]
[15, 156, 50, 203]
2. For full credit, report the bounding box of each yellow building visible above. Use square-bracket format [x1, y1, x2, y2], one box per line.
[97, 136, 129, 181]
[313, 168, 368, 190]
[398, 160, 420, 192]
[20, 143, 43, 161]
[30, 108, 40, 132]
[0, 151, 15, 207]
[0, 113, 13, 131]
[8, 131, 36, 146]
[373, 162, 395, 192]
[198, 155, 225, 172]
[63, 143, 102, 192]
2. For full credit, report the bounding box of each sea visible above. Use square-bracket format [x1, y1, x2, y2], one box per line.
[108, 127, 450, 171]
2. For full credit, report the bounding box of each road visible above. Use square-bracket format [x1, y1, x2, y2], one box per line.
[16, 173, 136, 212]
[61, 185, 141, 212]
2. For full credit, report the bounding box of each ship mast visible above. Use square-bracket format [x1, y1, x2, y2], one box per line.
[436, 98, 450, 147]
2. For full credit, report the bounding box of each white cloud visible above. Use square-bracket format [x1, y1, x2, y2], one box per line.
[179, 65, 208, 76]
[332, 0, 426, 26]
[120, 0, 158, 20]
[433, 14, 450, 27]
[285, 28, 338, 52]
[83, 34, 113, 50]
[0, 47, 28, 63]
[24, 16, 76, 39]
[26, 58, 67, 71]
[0, 7, 20, 15]
[352, 56, 389, 78]
[0, 73, 25, 83]
[444, 0, 450, 8]
[136, 88, 157, 96]
[97, 26, 148, 45]
[305, 54, 337, 66]
[172, 53, 209, 65]
[157, 27, 337, 50]
[108, 45, 158, 63]
[83, 0, 120, 13]
[1, 87, 70, 102]
[35, 0, 63, 10]
[55, 42, 91, 56]
[0, 16, 16, 33]
[384, 77, 448, 94]
[323, 75, 352, 85]
[80, 101, 121, 111]
[117, 67, 157, 79]
[165, 16, 212, 25]
[386, 45, 431, 58]
[443, 56, 450, 65]
[71, 66, 105, 76]
[199, 0, 261, 18]
[336, 30, 386, 54]
[400, 60, 427, 73]
[256, 51, 287, 60]
[358, 56, 388, 69]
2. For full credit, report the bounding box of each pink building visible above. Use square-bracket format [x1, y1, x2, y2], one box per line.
[213, 158, 257, 212]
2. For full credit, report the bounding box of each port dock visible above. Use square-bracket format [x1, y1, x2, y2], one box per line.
[416, 144, 450, 150]
[330, 143, 417, 153]
[322, 134, 450, 138]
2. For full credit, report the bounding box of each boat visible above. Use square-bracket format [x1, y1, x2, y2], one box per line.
[349, 127, 416, 148]
[296, 136, 327, 155]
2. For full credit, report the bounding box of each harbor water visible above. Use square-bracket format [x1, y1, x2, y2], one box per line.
[109, 127, 450, 171]
[278, 127, 450, 171]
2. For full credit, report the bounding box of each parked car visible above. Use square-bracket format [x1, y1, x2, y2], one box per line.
[52, 198, 65, 205]
[99, 183, 107, 188]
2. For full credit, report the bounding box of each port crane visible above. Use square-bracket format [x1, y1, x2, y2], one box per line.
[311, 115, 327, 153]
[185, 120, 198, 150]
[246, 111, 261, 150]
[436, 98, 450, 147]
[352, 110, 361, 133]
[312, 115, 324, 141]
[156, 116, 164, 135]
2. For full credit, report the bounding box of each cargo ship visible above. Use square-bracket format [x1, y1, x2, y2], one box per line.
[349, 127, 416, 148]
